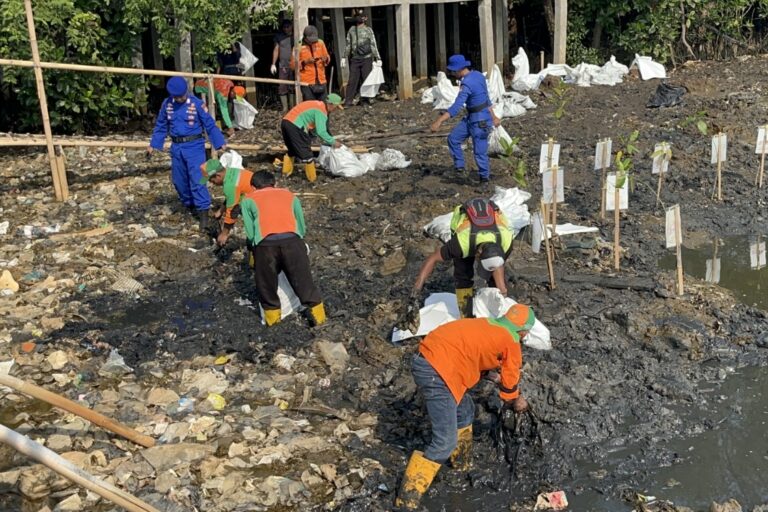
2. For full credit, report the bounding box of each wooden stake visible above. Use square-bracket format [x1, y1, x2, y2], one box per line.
[600, 139, 608, 219]
[24, 0, 68, 201]
[206, 75, 218, 158]
[546, 138, 554, 224]
[656, 164, 664, 206]
[551, 164, 558, 228]
[0, 374, 155, 448]
[613, 187, 621, 270]
[0, 424, 161, 512]
[540, 50, 545, 71]
[715, 133, 723, 201]
[758, 126, 767, 189]
[675, 206, 684, 294]
[541, 200, 556, 290]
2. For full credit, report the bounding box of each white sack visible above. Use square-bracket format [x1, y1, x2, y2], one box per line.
[376, 148, 411, 170]
[327, 145, 369, 177]
[219, 150, 243, 169]
[488, 125, 514, 156]
[238, 42, 258, 72]
[487, 65, 506, 104]
[358, 152, 381, 172]
[511, 49, 543, 92]
[233, 98, 258, 130]
[630, 54, 667, 80]
[317, 145, 332, 169]
[423, 213, 454, 243]
[361, 61, 385, 98]
[431, 72, 460, 110]
[421, 87, 436, 104]
[391, 288, 552, 351]
[259, 272, 302, 323]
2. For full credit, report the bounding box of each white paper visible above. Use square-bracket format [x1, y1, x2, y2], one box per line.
[539, 142, 560, 173]
[706, 258, 721, 284]
[711, 133, 727, 164]
[750, 241, 766, 270]
[756, 127, 768, 155]
[652, 142, 671, 175]
[594, 139, 613, 170]
[665, 205, 680, 249]
[542, 167, 564, 203]
[605, 172, 628, 211]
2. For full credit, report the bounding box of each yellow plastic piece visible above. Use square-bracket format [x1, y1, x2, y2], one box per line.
[206, 393, 226, 410]
[282, 154, 294, 176]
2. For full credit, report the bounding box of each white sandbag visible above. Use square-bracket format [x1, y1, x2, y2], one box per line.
[232, 98, 258, 129]
[316, 145, 332, 169]
[630, 54, 666, 80]
[593, 56, 629, 85]
[492, 99, 528, 119]
[328, 145, 369, 177]
[375, 148, 411, 170]
[512, 48, 530, 84]
[358, 152, 380, 172]
[238, 42, 258, 72]
[258, 272, 302, 323]
[487, 64, 506, 104]
[432, 72, 460, 110]
[423, 213, 453, 243]
[488, 125, 514, 156]
[421, 87, 436, 104]
[219, 150, 243, 169]
[391, 288, 552, 350]
[361, 61, 385, 98]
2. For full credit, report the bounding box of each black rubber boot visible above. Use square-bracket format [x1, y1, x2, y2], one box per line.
[197, 209, 210, 231]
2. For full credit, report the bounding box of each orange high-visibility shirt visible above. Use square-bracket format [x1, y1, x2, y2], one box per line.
[290, 40, 329, 85]
[419, 317, 522, 404]
[222, 168, 253, 225]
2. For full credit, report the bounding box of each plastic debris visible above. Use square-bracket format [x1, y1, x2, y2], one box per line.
[534, 490, 568, 510]
[99, 349, 133, 376]
[206, 393, 227, 410]
[0, 270, 19, 293]
[647, 83, 687, 108]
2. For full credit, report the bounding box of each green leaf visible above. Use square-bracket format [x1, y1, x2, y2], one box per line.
[696, 120, 708, 135]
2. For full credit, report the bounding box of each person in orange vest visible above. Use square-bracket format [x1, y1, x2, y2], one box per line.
[241, 171, 326, 327]
[394, 303, 536, 510]
[199, 158, 253, 247]
[281, 94, 343, 182]
[194, 78, 235, 136]
[291, 25, 330, 101]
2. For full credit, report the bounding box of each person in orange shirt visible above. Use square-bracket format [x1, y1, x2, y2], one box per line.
[394, 304, 536, 510]
[199, 158, 253, 247]
[291, 25, 330, 101]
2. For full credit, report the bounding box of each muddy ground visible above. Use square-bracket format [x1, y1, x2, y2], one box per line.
[2, 56, 768, 511]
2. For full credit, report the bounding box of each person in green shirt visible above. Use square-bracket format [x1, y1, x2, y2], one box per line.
[342, 14, 380, 107]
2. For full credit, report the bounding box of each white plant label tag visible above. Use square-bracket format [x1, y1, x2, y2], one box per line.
[706, 258, 721, 284]
[605, 172, 628, 211]
[652, 142, 671, 175]
[711, 133, 727, 164]
[542, 167, 564, 203]
[750, 241, 766, 270]
[539, 142, 560, 174]
[530, 211, 543, 254]
[594, 139, 613, 170]
[665, 205, 680, 249]
[755, 127, 768, 154]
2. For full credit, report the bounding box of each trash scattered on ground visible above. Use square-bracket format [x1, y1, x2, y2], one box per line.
[511, 48, 630, 90]
[647, 83, 687, 108]
[534, 490, 568, 510]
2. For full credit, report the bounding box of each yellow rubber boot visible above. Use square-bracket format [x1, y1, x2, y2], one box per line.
[394, 451, 441, 510]
[304, 161, 317, 182]
[455, 287, 474, 319]
[449, 425, 473, 471]
[248, 252, 255, 268]
[282, 155, 294, 176]
[263, 309, 282, 326]
[307, 303, 326, 327]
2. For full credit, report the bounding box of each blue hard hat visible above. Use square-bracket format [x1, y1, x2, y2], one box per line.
[166, 76, 188, 96]
[446, 54, 471, 72]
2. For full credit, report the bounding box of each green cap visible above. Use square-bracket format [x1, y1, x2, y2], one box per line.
[326, 93, 344, 108]
[199, 159, 224, 184]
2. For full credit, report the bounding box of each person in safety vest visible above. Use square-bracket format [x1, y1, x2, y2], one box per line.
[194, 78, 236, 136]
[241, 171, 326, 327]
[291, 25, 330, 101]
[280, 93, 343, 182]
[148, 76, 228, 231]
[199, 159, 253, 247]
[410, 197, 513, 321]
[430, 54, 501, 184]
[395, 303, 535, 510]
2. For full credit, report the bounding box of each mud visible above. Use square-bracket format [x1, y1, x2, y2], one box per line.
[3, 57, 768, 511]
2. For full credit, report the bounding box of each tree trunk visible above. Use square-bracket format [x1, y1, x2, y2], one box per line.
[591, 20, 603, 48]
[543, 0, 555, 50]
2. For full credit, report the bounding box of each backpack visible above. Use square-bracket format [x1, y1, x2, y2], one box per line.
[450, 198, 501, 253]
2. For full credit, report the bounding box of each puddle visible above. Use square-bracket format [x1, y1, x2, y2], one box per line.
[659, 235, 768, 309]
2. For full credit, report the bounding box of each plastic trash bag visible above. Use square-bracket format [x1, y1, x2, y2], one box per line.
[375, 148, 411, 170]
[489, 125, 514, 156]
[358, 152, 380, 172]
[233, 98, 258, 129]
[361, 61, 385, 98]
[238, 42, 258, 72]
[431, 72, 460, 109]
[487, 65, 506, 104]
[327, 145, 369, 177]
[647, 82, 686, 108]
[317, 145, 332, 169]
[630, 54, 666, 80]
[219, 150, 243, 169]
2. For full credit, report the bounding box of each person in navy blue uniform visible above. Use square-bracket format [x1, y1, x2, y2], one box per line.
[147, 76, 228, 229]
[430, 55, 501, 184]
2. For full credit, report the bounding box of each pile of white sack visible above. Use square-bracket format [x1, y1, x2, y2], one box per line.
[317, 145, 411, 178]
[423, 186, 532, 242]
[510, 48, 667, 92]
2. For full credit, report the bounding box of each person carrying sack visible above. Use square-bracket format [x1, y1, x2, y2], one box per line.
[292, 25, 331, 101]
[342, 14, 380, 107]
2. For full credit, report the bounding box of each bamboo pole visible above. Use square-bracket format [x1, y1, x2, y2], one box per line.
[713, 133, 723, 201]
[0, 58, 303, 86]
[206, 75, 218, 159]
[600, 139, 608, 219]
[614, 186, 621, 270]
[0, 424, 161, 512]
[0, 374, 155, 448]
[541, 200, 556, 290]
[546, 138, 554, 224]
[23, 0, 68, 201]
[656, 162, 664, 206]
[550, 164, 558, 228]
[293, 0, 303, 101]
[675, 206, 684, 294]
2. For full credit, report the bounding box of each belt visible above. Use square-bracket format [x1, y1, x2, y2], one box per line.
[466, 101, 491, 114]
[171, 134, 204, 143]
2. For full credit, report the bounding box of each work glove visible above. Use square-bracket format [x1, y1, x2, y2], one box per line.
[270, 64, 277, 75]
[503, 395, 529, 414]
[403, 290, 421, 334]
[341, 58, 347, 69]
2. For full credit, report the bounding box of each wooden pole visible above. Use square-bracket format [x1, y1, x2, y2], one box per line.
[478, 0, 495, 72]
[0, 374, 155, 448]
[600, 139, 608, 219]
[758, 126, 767, 188]
[23, 0, 68, 201]
[414, 4, 428, 78]
[541, 200, 556, 290]
[395, 3, 413, 100]
[675, 206, 684, 294]
[553, 0, 568, 64]
[0, 425, 161, 512]
[293, 0, 303, 101]
[206, 75, 218, 158]
[539, 50, 545, 71]
[0, 58, 302, 86]
[613, 186, 621, 270]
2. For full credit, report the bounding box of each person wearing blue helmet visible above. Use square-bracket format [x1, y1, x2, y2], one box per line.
[430, 54, 501, 185]
[147, 76, 228, 230]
